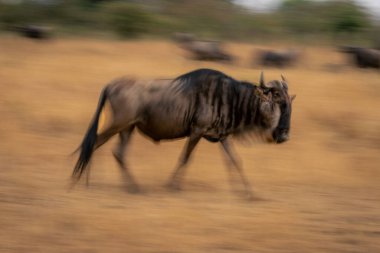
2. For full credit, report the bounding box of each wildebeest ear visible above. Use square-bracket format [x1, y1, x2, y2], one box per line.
[291, 94, 296, 102]
[281, 74, 287, 82]
[260, 71, 266, 88]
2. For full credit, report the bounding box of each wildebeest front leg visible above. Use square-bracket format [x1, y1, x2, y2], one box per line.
[220, 139, 254, 200]
[166, 133, 202, 190]
[113, 127, 140, 193]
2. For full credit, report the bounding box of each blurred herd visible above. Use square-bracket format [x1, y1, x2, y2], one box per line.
[6, 24, 380, 70]
[172, 32, 380, 70]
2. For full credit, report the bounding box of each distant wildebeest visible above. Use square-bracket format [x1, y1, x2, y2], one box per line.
[12, 25, 51, 39]
[339, 46, 380, 69]
[375, 42, 380, 51]
[72, 69, 295, 199]
[256, 49, 299, 68]
[174, 33, 233, 62]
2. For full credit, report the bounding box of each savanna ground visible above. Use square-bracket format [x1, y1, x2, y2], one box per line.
[0, 35, 379, 253]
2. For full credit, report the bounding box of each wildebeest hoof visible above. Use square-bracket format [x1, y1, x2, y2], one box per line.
[245, 192, 255, 201]
[127, 184, 140, 194]
[234, 189, 255, 201]
[165, 182, 182, 191]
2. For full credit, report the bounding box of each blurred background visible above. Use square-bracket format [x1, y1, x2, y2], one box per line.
[0, 1, 380, 253]
[0, 0, 379, 43]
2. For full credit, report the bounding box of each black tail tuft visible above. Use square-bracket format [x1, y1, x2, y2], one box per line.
[72, 87, 108, 182]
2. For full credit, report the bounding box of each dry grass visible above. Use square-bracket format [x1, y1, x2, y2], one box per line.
[0, 36, 380, 253]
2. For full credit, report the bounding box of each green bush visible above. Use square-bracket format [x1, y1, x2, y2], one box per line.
[0, 2, 46, 26]
[104, 3, 151, 38]
[0, 0, 102, 29]
[326, 1, 369, 33]
[278, 0, 371, 35]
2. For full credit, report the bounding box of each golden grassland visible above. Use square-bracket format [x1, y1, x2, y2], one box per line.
[0, 36, 379, 253]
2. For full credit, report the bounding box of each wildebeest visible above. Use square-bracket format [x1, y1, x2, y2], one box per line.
[374, 37, 380, 50]
[339, 46, 380, 69]
[256, 49, 299, 68]
[11, 25, 52, 39]
[72, 69, 295, 199]
[174, 33, 233, 62]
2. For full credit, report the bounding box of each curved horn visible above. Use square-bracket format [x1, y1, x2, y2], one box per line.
[280, 74, 288, 89]
[260, 71, 266, 88]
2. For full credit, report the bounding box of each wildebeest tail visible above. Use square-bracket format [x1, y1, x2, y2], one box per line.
[72, 87, 108, 181]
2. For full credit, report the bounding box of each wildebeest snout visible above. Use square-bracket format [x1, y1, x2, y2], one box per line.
[272, 128, 289, 144]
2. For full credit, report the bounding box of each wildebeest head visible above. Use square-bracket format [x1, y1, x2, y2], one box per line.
[259, 72, 296, 143]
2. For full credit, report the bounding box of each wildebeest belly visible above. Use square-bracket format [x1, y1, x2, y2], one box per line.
[136, 103, 191, 141]
[136, 121, 189, 141]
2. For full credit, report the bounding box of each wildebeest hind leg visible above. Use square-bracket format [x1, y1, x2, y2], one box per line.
[94, 125, 121, 150]
[78, 125, 121, 185]
[113, 126, 140, 193]
[220, 139, 254, 200]
[166, 133, 202, 190]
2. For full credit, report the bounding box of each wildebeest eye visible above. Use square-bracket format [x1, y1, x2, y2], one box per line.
[273, 91, 280, 98]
